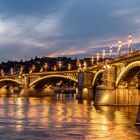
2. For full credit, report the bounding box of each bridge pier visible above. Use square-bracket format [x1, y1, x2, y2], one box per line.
[20, 76, 31, 97]
[78, 72, 94, 100]
[24, 76, 30, 88]
[0, 87, 9, 97]
[94, 85, 140, 105]
[94, 65, 116, 105]
[78, 86, 94, 100]
[94, 88, 115, 105]
[115, 85, 139, 105]
[135, 105, 140, 125]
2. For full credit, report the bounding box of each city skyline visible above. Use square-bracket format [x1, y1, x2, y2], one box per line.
[0, 0, 140, 61]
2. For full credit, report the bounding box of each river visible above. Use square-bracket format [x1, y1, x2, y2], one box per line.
[0, 95, 140, 140]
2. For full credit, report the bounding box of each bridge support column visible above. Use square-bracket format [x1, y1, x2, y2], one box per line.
[24, 76, 29, 88]
[135, 105, 140, 125]
[115, 85, 139, 105]
[94, 87, 115, 105]
[78, 72, 93, 100]
[20, 76, 30, 97]
[106, 65, 116, 88]
[0, 86, 9, 97]
[94, 65, 116, 105]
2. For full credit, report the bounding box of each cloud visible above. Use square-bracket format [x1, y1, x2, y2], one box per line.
[0, 0, 140, 61]
[48, 47, 88, 57]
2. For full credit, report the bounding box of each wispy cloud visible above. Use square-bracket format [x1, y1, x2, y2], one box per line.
[0, 0, 140, 61]
[48, 47, 88, 57]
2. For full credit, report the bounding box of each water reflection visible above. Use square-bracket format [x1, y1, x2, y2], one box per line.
[0, 97, 140, 139]
[55, 93, 76, 101]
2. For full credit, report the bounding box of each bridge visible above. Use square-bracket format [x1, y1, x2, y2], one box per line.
[0, 71, 78, 97]
[89, 50, 140, 105]
[0, 50, 140, 105]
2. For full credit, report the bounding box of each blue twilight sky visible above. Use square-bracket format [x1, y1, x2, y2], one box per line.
[0, 0, 140, 61]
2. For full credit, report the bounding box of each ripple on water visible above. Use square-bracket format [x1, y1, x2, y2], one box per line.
[0, 97, 140, 140]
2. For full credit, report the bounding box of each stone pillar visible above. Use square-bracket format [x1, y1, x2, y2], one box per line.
[135, 105, 140, 125]
[24, 76, 29, 88]
[94, 65, 116, 105]
[78, 72, 93, 100]
[19, 76, 30, 97]
[106, 65, 116, 89]
[115, 84, 139, 105]
[94, 88, 115, 105]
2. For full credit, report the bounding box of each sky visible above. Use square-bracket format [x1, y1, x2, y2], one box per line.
[0, 0, 140, 61]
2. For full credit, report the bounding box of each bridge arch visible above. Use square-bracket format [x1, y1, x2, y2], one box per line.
[92, 69, 104, 87]
[116, 61, 140, 87]
[29, 74, 78, 88]
[0, 78, 22, 86]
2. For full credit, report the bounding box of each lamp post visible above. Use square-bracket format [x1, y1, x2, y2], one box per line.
[117, 41, 122, 56]
[10, 68, 14, 76]
[128, 34, 132, 53]
[53, 65, 57, 71]
[78, 62, 82, 71]
[110, 46, 113, 58]
[77, 59, 80, 69]
[83, 61, 87, 71]
[91, 56, 94, 66]
[96, 53, 100, 64]
[68, 63, 71, 71]
[44, 63, 48, 71]
[102, 50, 105, 62]
[58, 61, 62, 71]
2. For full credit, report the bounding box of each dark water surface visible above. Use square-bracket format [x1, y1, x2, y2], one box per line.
[0, 97, 140, 140]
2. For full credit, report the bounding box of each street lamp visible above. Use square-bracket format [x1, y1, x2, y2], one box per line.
[53, 65, 57, 71]
[128, 34, 132, 53]
[58, 61, 62, 71]
[102, 50, 105, 62]
[78, 62, 82, 71]
[110, 46, 113, 58]
[68, 63, 71, 71]
[96, 53, 100, 64]
[44, 63, 48, 71]
[77, 59, 80, 68]
[117, 41, 122, 56]
[91, 56, 94, 65]
[10, 68, 14, 76]
[83, 61, 87, 71]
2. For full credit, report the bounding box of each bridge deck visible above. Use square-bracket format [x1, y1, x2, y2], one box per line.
[109, 50, 140, 64]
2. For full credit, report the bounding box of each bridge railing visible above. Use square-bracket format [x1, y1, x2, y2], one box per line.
[109, 50, 140, 63]
[0, 70, 78, 78]
[26, 70, 78, 75]
[0, 75, 20, 79]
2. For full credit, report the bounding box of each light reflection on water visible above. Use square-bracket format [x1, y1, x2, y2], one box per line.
[0, 96, 140, 140]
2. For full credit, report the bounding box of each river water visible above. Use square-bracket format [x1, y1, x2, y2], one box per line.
[0, 95, 140, 140]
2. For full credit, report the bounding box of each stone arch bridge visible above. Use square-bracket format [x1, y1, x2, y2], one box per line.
[78, 50, 140, 105]
[1, 50, 140, 105]
[0, 71, 78, 88]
